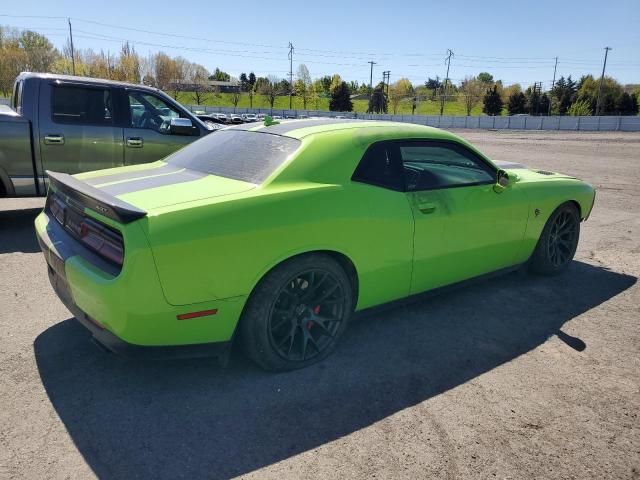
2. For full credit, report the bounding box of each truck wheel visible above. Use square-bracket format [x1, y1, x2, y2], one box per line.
[529, 202, 580, 275]
[240, 253, 354, 371]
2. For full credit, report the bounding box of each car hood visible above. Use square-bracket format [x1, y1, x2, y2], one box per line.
[75, 161, 255, 211]
[493, 160, 576, 182]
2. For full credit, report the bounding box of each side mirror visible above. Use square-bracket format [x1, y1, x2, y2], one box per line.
[169, 117, 194, 135]
[493, 170, 510, 193]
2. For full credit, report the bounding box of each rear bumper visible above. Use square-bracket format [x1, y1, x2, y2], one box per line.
[45, 259, 230, 360]
[35, 210, 245, 358]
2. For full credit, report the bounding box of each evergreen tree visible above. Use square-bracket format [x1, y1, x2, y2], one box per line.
[368, 82, 388, 113]
[539, 94, 550, 116]
[239, 73, 249, 92]
[482, 85, 503, 116]
[248, 72, 256, 88]
[329, 81, 353, 112]
[615, 92, 633, 115]
[507, 92, 527, 115]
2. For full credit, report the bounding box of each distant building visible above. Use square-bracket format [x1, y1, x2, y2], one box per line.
[166, 79, 240, 93]
[208, 80, 240, 93]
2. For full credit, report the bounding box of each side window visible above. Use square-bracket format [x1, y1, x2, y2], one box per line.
[128, 92, 182, 133]
[352, 142, 404, 191]
[52, 85, 113, 125]
[400, 142, 495, 191]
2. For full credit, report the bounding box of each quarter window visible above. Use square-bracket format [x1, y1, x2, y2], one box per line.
[400, 142, 495, 191]
[351, 142, 404, 191]
[52, 85, 113, 125]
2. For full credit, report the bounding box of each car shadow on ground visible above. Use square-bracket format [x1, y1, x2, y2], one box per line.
[34, 261, 635, 479]
[0, 208, 41, 254]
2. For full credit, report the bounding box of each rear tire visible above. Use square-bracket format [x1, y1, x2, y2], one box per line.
[240, 253, 354, 371]
[529, 202, 580, 275]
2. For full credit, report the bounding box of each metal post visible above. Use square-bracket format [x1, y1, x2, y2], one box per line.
[595, 47, 612, 116]
[68, 18, 76, 75]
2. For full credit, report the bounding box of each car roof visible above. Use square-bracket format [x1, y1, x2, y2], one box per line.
[225, 118, 458, 141]
[16, 72, 163, 93]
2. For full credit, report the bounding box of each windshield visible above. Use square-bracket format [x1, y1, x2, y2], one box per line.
[166, 130, 301, 184]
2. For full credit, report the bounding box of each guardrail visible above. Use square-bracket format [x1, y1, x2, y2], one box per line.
[191, 105, 640, 132]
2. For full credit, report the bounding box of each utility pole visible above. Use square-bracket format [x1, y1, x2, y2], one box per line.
[383, 70, 390, 96]
[548, 56, 558, 115]
[534, 81, 542, 115]
[595, 47, 612, 116]
[288, 42, 294, 109]
[440, 49, 454, 116]
[368, 61, 377, 112]
[68, 18, 76, 75]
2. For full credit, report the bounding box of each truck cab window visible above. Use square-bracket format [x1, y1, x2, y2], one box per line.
[52, 85, 113, 125]
[128, 92, 181, 134]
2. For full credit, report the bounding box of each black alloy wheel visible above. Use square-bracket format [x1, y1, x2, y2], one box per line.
[268, 269, 347, 362]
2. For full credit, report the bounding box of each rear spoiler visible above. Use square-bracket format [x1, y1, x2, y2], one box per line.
[46, 170, 147, 224]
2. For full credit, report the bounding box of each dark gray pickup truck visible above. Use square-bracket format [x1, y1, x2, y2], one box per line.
[0, 72, 212, 197]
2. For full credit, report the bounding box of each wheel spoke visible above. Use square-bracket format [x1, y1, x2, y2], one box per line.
[314, 283, 340, 304]
[301, 273, 328, 301]
[301, 327, 318, 360]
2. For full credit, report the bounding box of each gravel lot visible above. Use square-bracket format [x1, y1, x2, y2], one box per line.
[1, 130, 639, 479]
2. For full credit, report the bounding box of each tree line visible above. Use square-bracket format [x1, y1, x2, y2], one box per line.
[1, 26, 638, 116]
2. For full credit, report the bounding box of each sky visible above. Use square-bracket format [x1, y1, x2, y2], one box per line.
[3, 0, 639, 89]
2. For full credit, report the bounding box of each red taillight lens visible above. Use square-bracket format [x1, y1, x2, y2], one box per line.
[79, 219, 124, 266]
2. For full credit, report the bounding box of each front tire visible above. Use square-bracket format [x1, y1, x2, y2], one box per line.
[529, 202, 580, 275]
[240, 254, 354, 371]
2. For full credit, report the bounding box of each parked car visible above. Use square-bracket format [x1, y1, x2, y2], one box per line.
[256, 113, 266, 121]
[242, 113, 258, 122]
[36, 119, 595, 370]
[215, 113, 229, 123]
[197, 113, 226, 130]
[0, 72, 212, 197]
[230, 114, 243, 124]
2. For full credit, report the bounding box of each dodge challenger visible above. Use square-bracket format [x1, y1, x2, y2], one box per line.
[35, 119, 596, 370]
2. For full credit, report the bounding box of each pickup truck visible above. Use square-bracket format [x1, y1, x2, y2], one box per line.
[0, 72, 213, 197]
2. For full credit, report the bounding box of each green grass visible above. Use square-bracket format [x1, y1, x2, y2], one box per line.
[0, 91, 482, 115]
[174, 92, 483, 116]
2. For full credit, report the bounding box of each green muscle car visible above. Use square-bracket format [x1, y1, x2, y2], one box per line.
[35, 119, 596, 370]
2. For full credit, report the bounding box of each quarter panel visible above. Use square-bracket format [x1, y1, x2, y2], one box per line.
[144, 183, 415, 309]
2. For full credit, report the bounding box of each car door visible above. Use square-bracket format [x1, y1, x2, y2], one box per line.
[399, 140, 529, 295]
[39, 82, 124, 175]
[123, 90, 199, 165]
[350, 141, 415, 305]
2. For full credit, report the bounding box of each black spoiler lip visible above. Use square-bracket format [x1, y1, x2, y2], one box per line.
[46, 170, 147, 224]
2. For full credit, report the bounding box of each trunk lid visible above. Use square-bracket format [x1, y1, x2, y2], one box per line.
[74, 161, 255, 212]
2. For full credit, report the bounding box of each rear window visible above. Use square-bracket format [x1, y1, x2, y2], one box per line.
[166, 130, 301, 184]
[52, 85, 113, 125]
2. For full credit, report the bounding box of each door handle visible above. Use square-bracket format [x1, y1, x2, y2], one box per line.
[44, 134, 64, 145]
[126, 137, 143, 148]
[417, 202, 437, 214]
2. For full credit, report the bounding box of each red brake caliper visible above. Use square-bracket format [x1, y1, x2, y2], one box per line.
[308, 305, 320, 329]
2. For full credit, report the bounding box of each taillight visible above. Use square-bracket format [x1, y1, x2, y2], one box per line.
[79, 218, 124, 266]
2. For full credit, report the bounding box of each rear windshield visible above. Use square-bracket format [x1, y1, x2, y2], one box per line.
[166, 130, 301, 184]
